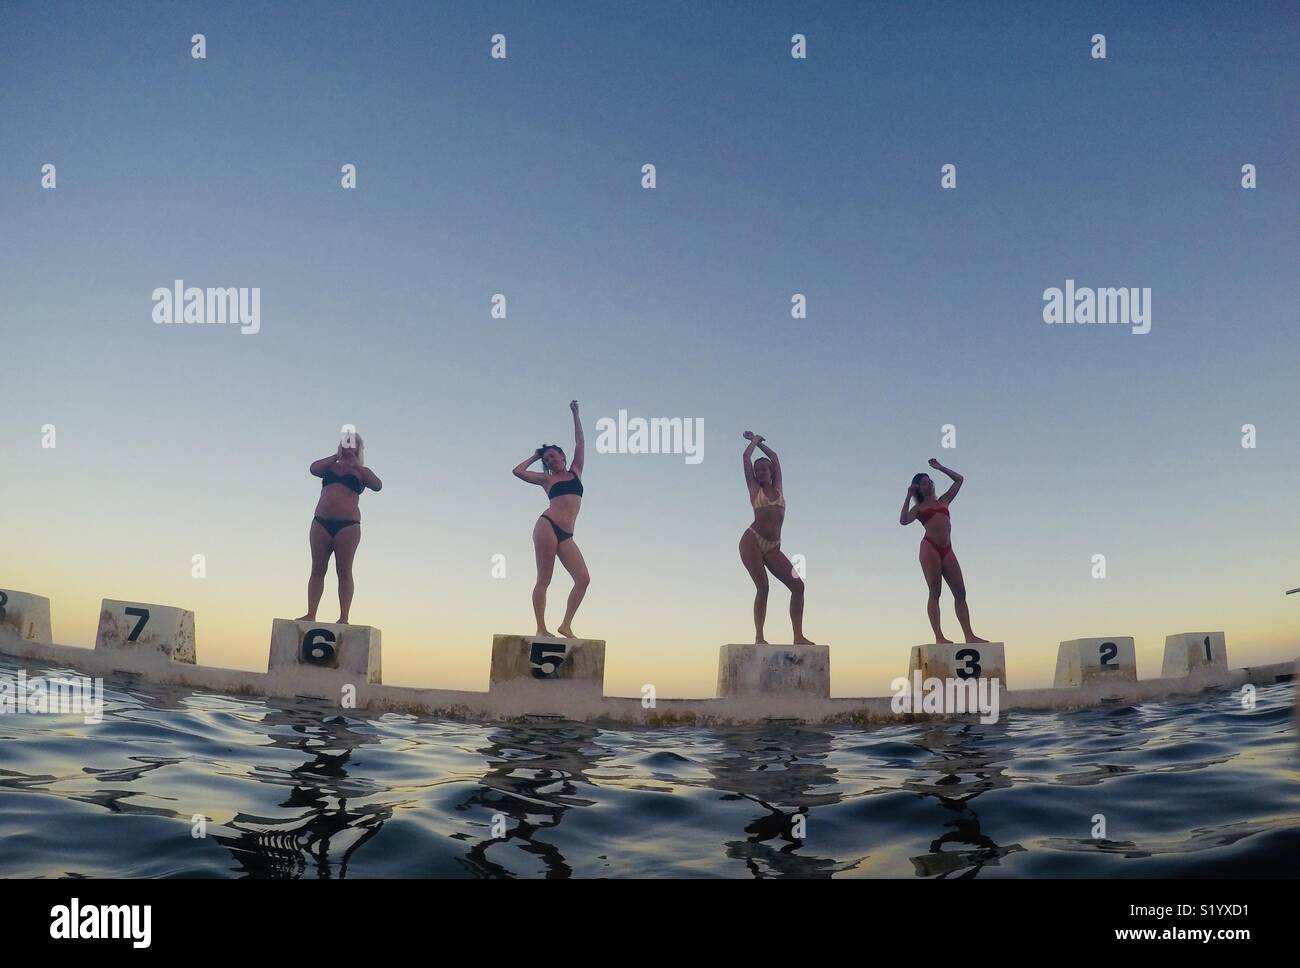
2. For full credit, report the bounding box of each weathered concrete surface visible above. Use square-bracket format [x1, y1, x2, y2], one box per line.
[1055, 636, 1138, 688]
[1162, 631, 1228, 678]
[94, 599, 195, 664]
[0, 589, 52, 643]
[489, 635, 604, 692]
[717, 644, 830, 698]
[0, 625, 1292, 727]
[908, 642, 1007, 688]
[268, 619, 382, 684]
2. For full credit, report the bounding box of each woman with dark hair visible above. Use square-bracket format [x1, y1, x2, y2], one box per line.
[512, 401, 589, 637]
[739, 431, 813, 645]
[299, 430, 382, 624]
[900, 458, 985, 644]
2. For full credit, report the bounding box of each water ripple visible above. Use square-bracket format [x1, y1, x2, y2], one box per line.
[1, 654, 1296, 877]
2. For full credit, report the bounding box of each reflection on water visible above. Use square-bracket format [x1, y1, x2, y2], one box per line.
[0, 653, 1296, 878]
[212, 711, 391, 878]
[705, 726, 858, 878]
[456, 721, 600, 878]
[903, 724, 1024, 878]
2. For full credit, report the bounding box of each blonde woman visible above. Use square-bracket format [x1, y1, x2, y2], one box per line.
[300, 433, 382, 623]
[739, 431, 813, 645]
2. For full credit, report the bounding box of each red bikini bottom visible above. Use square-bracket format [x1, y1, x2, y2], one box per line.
[923, 536, 952, 559]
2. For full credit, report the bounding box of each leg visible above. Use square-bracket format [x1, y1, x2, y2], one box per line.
[739, 530, 770, 644]
[765, 550, 813, 645]
[532, 518, 558, 636]
[332, 525, 362, 624]
[942, 553, 986, 643]
[555, 540, 590, 638]
[298, 520, 333, 621]
[919, 543, 949, 644]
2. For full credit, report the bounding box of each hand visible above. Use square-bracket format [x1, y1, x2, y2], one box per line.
[928, 458, 941, 469]
[743, 431, 754, 440]
[570, 400, 579, 414]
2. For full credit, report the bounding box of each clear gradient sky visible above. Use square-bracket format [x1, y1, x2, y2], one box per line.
[2, 1, 1298, 697]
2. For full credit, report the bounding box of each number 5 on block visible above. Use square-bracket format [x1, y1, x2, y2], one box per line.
[94, 599, 196, 663]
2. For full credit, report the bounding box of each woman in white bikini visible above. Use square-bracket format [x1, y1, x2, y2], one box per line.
[739, 431, 813, 645]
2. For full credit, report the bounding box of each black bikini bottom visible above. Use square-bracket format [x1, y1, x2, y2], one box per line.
[540, 514, 573, 543]
[314, 516, 360, 537]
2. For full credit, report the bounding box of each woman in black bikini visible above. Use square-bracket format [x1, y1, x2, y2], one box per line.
[900, 458, 984, 645]
[512, 400, 589, 637]
[739, 431, 813, 645]
[300, 432, 382, 624]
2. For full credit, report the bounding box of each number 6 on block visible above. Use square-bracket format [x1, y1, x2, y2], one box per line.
[267, 619, 383, 684]
[94, 599, 196, 663]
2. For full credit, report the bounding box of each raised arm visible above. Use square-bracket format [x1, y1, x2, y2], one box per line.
[741, 432, 758, 488]
[929, 458, 963, 503]
[900, 486, 920, 525]
[569, 400, 584, 476]
[513, 452, 548, 487]
[754, 437, 782, 488]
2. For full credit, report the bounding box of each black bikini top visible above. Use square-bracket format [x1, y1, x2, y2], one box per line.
[321, 468, 364, 495]
[547, 474, 584, 499]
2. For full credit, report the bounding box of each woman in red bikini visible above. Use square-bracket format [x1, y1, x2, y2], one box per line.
[739, 431, 814, 645]
[300, 431, 382, 624]
[512, 400, 589, 638]
[900, 458, 985, 645]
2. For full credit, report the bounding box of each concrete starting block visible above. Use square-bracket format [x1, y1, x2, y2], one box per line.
[0, 589, 52, 642]
[717, 644, 830, 698]
[489, 635, 605, 691]
[95, 599, 195, 663]
[1161, 631, 1228, 678]
[1055, 637, 1137, 688]
[909, 642, 1007, 688]
[268, 619, 382, 684]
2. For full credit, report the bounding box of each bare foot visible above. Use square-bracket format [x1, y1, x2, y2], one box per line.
[755, 637, 768, 645]
[338, 617, 350, 625]
[556, 625, 576, 638]
[964, 635, 989, 643]
[296, 614, 315, 622]
[794, 636, 816, 645]
[935, 636, 953, 644]
[536, 629, 552, 638]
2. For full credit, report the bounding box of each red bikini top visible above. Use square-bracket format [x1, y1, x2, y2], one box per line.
[917, 504, 950, 524]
